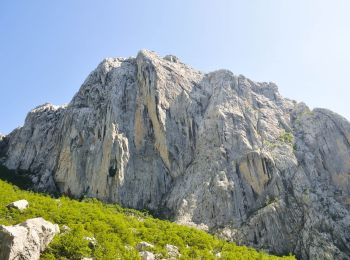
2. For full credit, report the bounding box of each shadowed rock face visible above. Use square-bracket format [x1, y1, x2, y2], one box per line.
[1, 50, 349, 259]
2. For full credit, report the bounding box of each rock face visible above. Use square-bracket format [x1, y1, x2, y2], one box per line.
[1, 50, 350, 259]
[0, 217, 60, 260]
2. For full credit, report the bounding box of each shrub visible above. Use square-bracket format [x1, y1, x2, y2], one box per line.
[279, 131, 294, 145]
[0, 176, 295, 259]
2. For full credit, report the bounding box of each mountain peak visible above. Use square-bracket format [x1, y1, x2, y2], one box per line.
[1, 50, 349, 259]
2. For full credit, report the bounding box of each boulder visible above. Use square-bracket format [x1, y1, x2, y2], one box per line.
[165, 244, 180, 258]
[139, 251, 155, 260]
[6, 199, 29, 211]
[0, 217, 60, 260]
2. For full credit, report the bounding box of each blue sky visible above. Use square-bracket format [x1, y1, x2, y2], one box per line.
[1, 0, 350, 134]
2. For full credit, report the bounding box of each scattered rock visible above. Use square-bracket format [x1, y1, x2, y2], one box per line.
[165, 244, 180, 258]
[6, 199, 29, 211]
[0, 217, 60, 260]
[136, 241, 154, 251]
[139, 251, 155, 260]
[154, 253, 163, 259]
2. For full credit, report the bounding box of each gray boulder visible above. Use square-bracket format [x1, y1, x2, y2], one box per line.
[139, 251, 155, 260]
[6, 199, 29, 211]
[165, 244, 180, 259]
[0, 217, 60, 260]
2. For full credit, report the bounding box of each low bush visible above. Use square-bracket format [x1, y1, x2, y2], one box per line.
[0, 177, 295, 259]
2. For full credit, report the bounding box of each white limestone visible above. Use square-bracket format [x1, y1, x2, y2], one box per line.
[0, 217, 60, 260]
[7, 199, 29, 211]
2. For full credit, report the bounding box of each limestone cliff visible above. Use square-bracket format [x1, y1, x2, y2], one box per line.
[1, 50, 349, 259]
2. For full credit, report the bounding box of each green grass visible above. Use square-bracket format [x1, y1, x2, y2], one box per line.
[0, 178, 295, 260]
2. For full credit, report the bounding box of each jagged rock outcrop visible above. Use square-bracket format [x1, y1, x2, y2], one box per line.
[1, 50, 349, 259]
[0, 217, 60, 260]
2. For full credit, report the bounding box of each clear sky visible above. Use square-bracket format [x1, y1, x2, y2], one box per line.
[1, 0, 350, 134]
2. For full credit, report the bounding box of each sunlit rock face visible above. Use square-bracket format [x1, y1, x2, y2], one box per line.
[1, 50, 350, 259]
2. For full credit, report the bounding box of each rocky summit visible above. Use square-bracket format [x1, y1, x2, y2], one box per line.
[0, 50, 349, 259]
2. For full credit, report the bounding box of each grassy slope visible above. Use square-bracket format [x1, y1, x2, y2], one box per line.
[0, 179, 295, 260]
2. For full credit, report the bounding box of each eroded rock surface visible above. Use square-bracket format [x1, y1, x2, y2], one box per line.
[0, 217, 60, 260]
[1, 50, 350, 259]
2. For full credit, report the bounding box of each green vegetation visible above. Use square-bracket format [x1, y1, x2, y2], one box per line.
[263, 140, 278, 149]
[0, 177, 295, 259]
[264, 195, 279, 206]
[294, 108, 313, 126]
[278, 131, 294, 145]
[263, 131, 295, 151]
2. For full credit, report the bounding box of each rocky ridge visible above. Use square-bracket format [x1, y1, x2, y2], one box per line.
[0, 50, 349, 259]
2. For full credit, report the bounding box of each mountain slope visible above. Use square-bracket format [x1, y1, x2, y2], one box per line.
[0, 178, 294, 259]
[1, 50, 349, 259]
